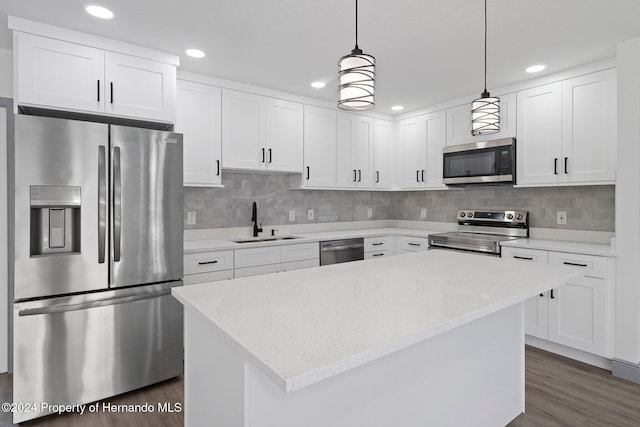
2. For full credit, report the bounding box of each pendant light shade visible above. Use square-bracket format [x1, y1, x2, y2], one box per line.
[471, 0, 499, 136]
[338, 0, 375, 111]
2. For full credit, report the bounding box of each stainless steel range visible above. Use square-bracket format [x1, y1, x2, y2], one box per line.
[428, 209, 529, 256]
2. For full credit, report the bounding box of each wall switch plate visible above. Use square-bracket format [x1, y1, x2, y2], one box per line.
[307, 209, 314, 221]
[289, 210, 296, 222]
[187, 211, 196, 225]
[557, 211, 567, 225]
[367, 207, 373, 218]
[420, 208, 427, 219]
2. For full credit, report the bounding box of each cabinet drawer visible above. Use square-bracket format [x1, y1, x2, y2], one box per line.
[399, 236, 429, 252]
[184, 250, 234, 275]
[234, 263, 280, 278]
[281, 242, 319, 263]
[184, 270, 234, 286]
[280, 259, 319, 272]
[548, 251, 607, 279]
[364, 236, 392, 252]
[235, 246, 281, 268]
[365, 250, 390, 260]
[501, 247, 548, 263]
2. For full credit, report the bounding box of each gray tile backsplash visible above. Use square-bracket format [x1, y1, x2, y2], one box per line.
[184, 172, 614, 232]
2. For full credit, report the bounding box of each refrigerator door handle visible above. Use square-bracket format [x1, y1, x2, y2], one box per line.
[17, 289, 172, 317]
[98, 145, 107, 263]
[113, 146, 122, 262]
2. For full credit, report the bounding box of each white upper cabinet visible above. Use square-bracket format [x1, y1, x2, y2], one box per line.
[14, 32, 176, 123]
[517, 69, 616, 186]
[397, 115, 427, 189]
[372, 119, 391, 189]
[303, 105, 336, 188]
[222, 89, 302, 172]
[336, 112, 373, 188]
[176, 80, 222, 187]
[424, 110, 447, 189]
[446, 93, 516, 147]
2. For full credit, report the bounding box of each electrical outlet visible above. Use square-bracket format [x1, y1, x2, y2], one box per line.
[187, 211, 196, 225]
[367, 207, 373, 218]
[307, 209, 314, 221]
[557, 211, 567, 225]
[289, 210, 296, 222]
[420, 208, 427, 219]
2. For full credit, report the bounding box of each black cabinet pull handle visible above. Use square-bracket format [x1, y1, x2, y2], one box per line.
[550, 289, 555, 299]
[514, 256, 534, 261]
[416, 170, 420, 182]
[539, 293, 544, 297]
[269, 148, 272, 163]
[373, 253, 384, 257]
[563, 261, 588, 267]
[554, 158, 558, 174]
[261, 148, 265, 163]
[358, 169, 362, 182]
[198, 260, 218, 265]
[408, 242, 421, 247]
[216, 160, 220, 176]
[110, 82, 114, 104]
[372, 242, 384, 246]
[421, 169, 425, 182]
[376, 171, 380, 183]
[353, 170, 357, 182]
[564, 157, 568, 174]
[97, 80, 100, 102]
[306, 166, 310, 180]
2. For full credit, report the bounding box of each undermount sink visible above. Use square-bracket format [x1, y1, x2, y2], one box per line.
[233, 236, 301, 244]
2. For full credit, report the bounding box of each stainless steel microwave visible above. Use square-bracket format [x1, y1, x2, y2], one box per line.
[442, 138, 515, 185]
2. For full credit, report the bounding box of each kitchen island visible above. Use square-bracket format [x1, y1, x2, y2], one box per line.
[172, 250, 586, 427]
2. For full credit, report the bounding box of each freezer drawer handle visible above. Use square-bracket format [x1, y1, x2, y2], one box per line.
[113, 146, 122, 262]
[198, 260, 218, 265]
[98, 145, 107, 264]
[321, 244, 364, 252]
[18, 289, 172, 317]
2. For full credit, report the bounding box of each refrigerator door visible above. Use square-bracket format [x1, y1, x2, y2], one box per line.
[14, 115, 109, 300]
[110, 125, 183, 287]
[12, 281, 183, 423]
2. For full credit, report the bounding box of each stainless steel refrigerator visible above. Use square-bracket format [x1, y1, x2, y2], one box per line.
[12, 115, 184, 423]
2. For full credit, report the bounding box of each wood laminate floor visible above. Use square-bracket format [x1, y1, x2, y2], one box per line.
[1, 346, 639, 426]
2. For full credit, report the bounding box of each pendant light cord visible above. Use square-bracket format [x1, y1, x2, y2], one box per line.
[355, 0, 359, 50]
[483, 0, 487, 92]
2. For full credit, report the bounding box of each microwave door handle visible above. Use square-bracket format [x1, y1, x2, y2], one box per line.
[113, 146, 122, 262]
[98, 145, 107, 264]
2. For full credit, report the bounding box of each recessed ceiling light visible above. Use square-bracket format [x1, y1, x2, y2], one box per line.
[84, 4, 114, 19]
[310, 81, 326, 89]
[391, 105, 404, 111]
[525, 64, 546, 73]
[186, 49, 206, 59]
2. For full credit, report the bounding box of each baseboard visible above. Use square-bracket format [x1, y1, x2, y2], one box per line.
[525, 336, 612, 370]
[612, 359, 640, 384]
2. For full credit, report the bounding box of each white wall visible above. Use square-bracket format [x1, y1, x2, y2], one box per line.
[0, 49, 13, 99]
[0, 106, 7, 373]
[615, 37, 640, 363]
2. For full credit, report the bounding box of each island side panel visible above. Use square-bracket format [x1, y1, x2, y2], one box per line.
[184, 308, 247, 426]
[245, 303, 525, 427]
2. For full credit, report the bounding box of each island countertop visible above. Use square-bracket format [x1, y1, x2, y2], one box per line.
[172, 250, 586, 394]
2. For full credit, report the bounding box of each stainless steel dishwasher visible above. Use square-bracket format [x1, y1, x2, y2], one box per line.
[320, 238, 365, 265]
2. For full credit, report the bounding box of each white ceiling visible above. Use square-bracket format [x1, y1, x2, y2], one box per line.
[0, 0, 639, 114]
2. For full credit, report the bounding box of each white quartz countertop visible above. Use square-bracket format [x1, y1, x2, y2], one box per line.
[183, 227, 437, 254]
[172, 250, 586, 394]
[501, 238, 615, 257]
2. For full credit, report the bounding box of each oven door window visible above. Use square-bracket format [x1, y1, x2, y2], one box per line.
[443, 148, 498, 178]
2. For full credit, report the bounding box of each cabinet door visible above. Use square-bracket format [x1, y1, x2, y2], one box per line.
[303, 105, 336, 188]
[16, 33, 104, 113]
[424, 110, 447, 189]
[234, 263, 280, 278]
[336, 112, 373, 188]
[222, 89, 265, 170]
[516, 82, 563, 185]
[562, 69, 617, 184]
[502, 247, 550, 339]
[548, 276, 607, 356]
[105, 52, 176, 122]
[265, 98, 303, 172]
[446, 93, 516, 146]
[176, 80, 222, 186]
[235, 246, 280, 268]
[373, 120, 391, 188]
[398, 116, 427, 188]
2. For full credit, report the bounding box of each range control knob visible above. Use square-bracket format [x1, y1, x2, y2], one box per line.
[506, 213, 514, 220]
[467, 212, 474, 218]
[459, 212, 466, 218]
[516, 213, 524, 221]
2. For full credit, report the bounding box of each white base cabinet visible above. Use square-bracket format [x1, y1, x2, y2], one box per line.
[235, 242, 319, 278]
[364, 236, 395, 259]
[398, 236, 429, 254]
[184, 250, 234, 285]
[502, 246, 612, 357]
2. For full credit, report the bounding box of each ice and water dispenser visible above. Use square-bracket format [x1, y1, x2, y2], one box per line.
[30, 185, 81, 256]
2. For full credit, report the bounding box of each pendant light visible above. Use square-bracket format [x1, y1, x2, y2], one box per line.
[471, 0, 500, 135]
[338, 0, 375, 111]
